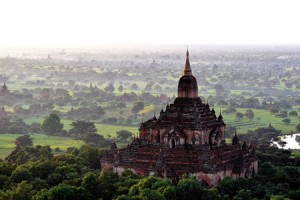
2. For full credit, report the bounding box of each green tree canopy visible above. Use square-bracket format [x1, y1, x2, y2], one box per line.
[116, 130, 133, 142]
[132, 101, 145, 113]
[282, 118, 291, 124]
[296, 123, 300, 133]
[69, 121, 97, 138]
[176, 177, 207, 200]
[41, 114, 63, 135]
[235, 112, 244, 121]
[15, 135, 33, 147]
[245, 109, 254, 120]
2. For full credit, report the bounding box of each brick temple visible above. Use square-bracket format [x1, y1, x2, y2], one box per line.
[101, 50, 257, 187]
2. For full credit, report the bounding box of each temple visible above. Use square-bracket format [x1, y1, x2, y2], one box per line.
[0, 83, 10, 96]
[101, 50, 257, 187]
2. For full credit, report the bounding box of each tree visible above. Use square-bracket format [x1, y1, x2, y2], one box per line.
[132, 101, 145, 113]
[234, 189, 252, 200]
[11, 167, 33, 183]
[6, 145, 53, 165]
[32, 183, 93, 200]
[104, 84, 115, 93]
[8, 125, 28, 135]
[245, 109, 254, 120]
[15, 135, 33, 147]
[177, 178, 207, 200]
[139, 188, 166, 200]
[116, 103, 126, 110]
[41, 114, 63, 135]
[218, 177, 238, 197]
[130, 83, 139, 90]
[118, 85, 124, 92]
[8, 181, 36, 200]
[81, 172, 98, 196]
[98, 169, 119, 200]
[144, 82, 153, 91]
[0, 162, 15, 176]
[282, 118, 291, 124]
[83, 133, 108, 147]
[235, 112, 244, 121]
[289, 111, 298, 117]
[69, 121, 97, 138]
[116, 130, 133, 142]
[78, 145, 102, 168]
[214, 84, 224, 94]
[296, 123, 300, 133]
[30, 122, 42, 133]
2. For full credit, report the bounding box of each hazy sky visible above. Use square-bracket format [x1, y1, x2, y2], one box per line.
[0, 0, 300, 47]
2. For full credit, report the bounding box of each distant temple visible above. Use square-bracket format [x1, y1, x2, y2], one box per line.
[0, 106, 8, 130]
[0, 106, 7, 121]
[101, 50, 257, 187]
[0, 83, 10, 96]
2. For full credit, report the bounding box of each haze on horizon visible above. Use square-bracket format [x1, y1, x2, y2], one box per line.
[0, 0, 300, 48]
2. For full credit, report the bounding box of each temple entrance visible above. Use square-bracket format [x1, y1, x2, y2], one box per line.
[170, 138, 176, 149]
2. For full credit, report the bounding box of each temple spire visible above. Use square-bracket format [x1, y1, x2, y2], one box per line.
[183, 49, 192, 76]
[178, 49, 198, 98]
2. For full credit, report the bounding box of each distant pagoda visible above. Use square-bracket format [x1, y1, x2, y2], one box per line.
[101, 50, 257, 187]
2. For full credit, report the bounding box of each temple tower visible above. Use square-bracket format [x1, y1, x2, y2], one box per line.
[177, 50, 198, 98]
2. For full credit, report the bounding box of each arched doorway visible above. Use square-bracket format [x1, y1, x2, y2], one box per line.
[170, 138, 176, 149]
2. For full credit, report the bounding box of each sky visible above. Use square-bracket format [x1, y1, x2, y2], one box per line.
[0, 0, 300, 48]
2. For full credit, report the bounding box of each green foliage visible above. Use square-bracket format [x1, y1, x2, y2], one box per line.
[41, 114, 64, 135]
[104, 83, 115, 93]
[282, 118, 291, 124]
[118, 85, 124, 92]
[69, 121, 97, 137]
[81, 172, 98, 196]
[5, 181, 36, 200]
[0, 162, 15, 176]
[68, 121, 109, 147]
[6, 145, 53, 165]
[11, 167, 33, 183]
[177, 178, 207, 200]
[116, 130, 133, 142]
[32, 183, 94, 200]
[234, 189, 252, 200]
[15, 134, 33, 147]
[139, 188, 166, 200]
[77, 145, 102, 169]
[132, 101, 145, 113]
[0, 133, 85, 159]
[67, 106, 105, 121]
[162, 186, 177, 200]
[98, 169, 119, 200]
[218, 177, 237, 197]
[235, 112, 244, 121]
[289, 111, 298, 117]
[245, 109, 254, 120]
[296, 123, 300, 132]
[0, 144, 299, 200]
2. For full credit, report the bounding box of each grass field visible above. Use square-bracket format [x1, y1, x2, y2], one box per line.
[0, 134, 85, 159]
[94, 124, 138, 138]
[213, 106, 299, 134]
[24, 117, 139, 138]
[291, 151, 300, 157]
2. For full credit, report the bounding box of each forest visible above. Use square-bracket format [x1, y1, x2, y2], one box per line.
[0, 140, 299, 200]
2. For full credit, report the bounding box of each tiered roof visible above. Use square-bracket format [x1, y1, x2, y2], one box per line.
[140, 97, 225, 131]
